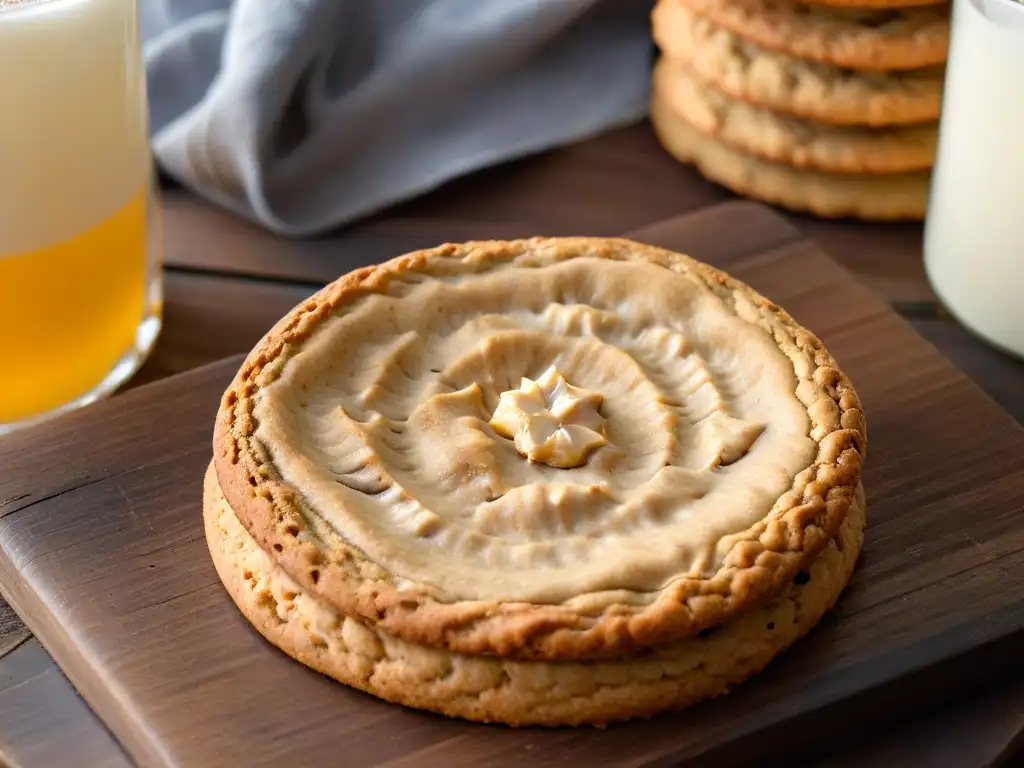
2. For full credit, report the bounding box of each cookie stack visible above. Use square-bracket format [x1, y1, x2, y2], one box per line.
[650, 0, 950, 220]
[207, 238, 868, 726]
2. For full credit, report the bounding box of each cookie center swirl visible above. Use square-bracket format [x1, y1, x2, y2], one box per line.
[254, 254, 818, 604]
[489, 366, 607, 469]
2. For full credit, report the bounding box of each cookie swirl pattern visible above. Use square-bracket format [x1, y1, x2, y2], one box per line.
[213, 238, 865, 660]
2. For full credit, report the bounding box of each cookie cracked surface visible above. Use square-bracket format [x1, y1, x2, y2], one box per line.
[653, 59, 937, 174]
[211, 237, 866, 663]
[670, 0, 950, 71]
[651, 91, 930, 220]
[206, 464, 866, 726]
[652, 0, 945, 127]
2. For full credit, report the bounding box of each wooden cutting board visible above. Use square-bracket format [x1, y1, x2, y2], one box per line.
[1, 202, 1023, 768]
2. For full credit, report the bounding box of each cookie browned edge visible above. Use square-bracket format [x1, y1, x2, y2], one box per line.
[212, 238, 866, 662]
[802, 0, 945, 9]
[652, 58, 937, 175]
[205, 464, 867, 727]
[652, 0, 946, 128]
[650, 94, 930, 221]
[672, 0, 950, 72]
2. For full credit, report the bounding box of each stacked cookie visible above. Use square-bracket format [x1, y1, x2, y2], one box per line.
[651, 0, 950, 220]
[207, 238, 868, 726]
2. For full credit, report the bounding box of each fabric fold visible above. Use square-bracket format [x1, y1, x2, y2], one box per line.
[142, 0, 653, 236]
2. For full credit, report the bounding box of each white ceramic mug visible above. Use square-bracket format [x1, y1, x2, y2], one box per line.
[924, 0, 1024, 359]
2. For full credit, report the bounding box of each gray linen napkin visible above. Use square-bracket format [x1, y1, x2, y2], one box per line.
[141, 0, 653, 237]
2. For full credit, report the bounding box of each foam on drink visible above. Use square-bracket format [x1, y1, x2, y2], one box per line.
[0, 0, 160, 424]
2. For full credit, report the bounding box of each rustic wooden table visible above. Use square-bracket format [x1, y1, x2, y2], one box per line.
[1, 122, 1022, 767]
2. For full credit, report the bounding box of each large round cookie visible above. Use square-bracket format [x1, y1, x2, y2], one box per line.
[654, 59, 936, 174]
[205, 464, 866, 726]
[651, 93, 929, 220]
[212, 237, 866, 662]
[652, 0, 945, 126]
[670, 0, 950, 71]
[801, 0, 945, 10]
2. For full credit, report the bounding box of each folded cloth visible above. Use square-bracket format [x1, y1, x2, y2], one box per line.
[141, 0, 653, 237]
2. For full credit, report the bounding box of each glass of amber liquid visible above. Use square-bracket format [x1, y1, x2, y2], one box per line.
[0, 0, 162, 434]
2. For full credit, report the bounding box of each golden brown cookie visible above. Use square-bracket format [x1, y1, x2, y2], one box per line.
[652, 0, 945, 126]
[212, 237, 866, 662]
[653, 58, 937, 174]
[669, 0, 949, 71]
[205, 463, 866, 727]
[801, 0, 945, 9]
[651, 92, 929, 220]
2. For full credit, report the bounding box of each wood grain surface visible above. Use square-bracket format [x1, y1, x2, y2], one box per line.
[1, 203, 1023, 767]
[819, 673, 1024, 768]
[0, 639, 131, 768]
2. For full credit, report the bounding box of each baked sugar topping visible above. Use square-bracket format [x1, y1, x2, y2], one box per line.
[489, 366, 607, 469]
